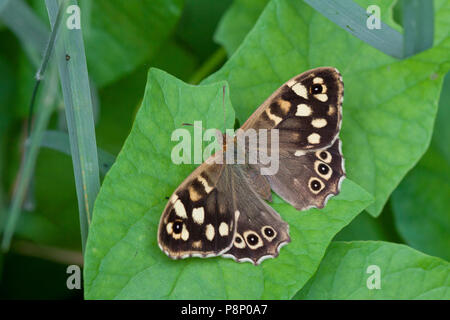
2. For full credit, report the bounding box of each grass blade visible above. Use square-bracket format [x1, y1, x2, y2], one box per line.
[41, 130, 115, 176]
[304, 0, 404, 58]
[45, 0, 100, 254]
[401, 0, 434, 57]
[1, 68, 59, 251]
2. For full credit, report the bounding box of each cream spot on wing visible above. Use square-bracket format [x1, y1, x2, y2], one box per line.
[294, 150, 306, 157]
[292, 83, 308, 99]
[308, 133, 321, 144]
[219, 222, 229, 236]
[188, 185, 202, 202]
[315, 93, 328, 102]
[174, 199, 187, 219]
[181, 224, 189, 241]
[286, 79, 296, 87]
[192, 207, 205, 224]
[292, 132, 301, 141]
[265, 108, 282, 125]
[313, 77, 324, 84]
[205, 224, 215, 241]
[166, 222, 173, 235]
[296, 104, 312, 117]
[279, 99, 291, 114]
[327, 106, 336, 115]
[170, 194, 178, 204]
[198, 176, 213, 193]
[192, 240, 202, 249]
[311, 118, 327, 128]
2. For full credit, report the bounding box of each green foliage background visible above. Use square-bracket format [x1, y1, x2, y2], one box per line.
[0, 0, 448, 299]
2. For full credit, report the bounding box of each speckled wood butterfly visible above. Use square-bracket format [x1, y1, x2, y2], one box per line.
[158, 67, 345, 265]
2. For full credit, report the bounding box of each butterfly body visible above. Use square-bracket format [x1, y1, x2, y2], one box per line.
[158, 67, 345, 265]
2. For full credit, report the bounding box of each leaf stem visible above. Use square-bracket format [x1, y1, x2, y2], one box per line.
[189, 47, 227, 85]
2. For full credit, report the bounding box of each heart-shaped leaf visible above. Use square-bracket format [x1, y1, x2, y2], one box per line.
[83, 68, 372, 299]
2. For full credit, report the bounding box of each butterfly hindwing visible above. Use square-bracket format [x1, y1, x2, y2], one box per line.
[221, 165, 290, 265]
[263, 139, 345, 210]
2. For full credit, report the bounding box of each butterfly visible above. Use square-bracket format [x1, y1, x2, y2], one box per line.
[157, 67, 345, 265]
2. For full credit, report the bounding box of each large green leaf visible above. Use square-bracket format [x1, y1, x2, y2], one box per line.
[215, 0, 402, 57]
[391, 73, 450, 261]
[295, 241, 450, 299]
[84, 68, 373, 299]
[205, 0, 450, 216]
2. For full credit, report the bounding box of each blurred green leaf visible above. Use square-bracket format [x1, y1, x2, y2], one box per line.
[40, 130, 115, 177]
[391, 73, 450, 261]
[176, 0, 232, 60]
[83, 68, 372, 299]
[1, 67, 59, 251]
[80, 0, 184, 87]
[14, 148, 81, 250]
[391, 147, 450, 261]
[0, 42, 18, 206]
[294, 241, 450, 299]
[214, 0, 268, 56]
[0, 0, 48, 64]
[0, 252, 81, 299]
[333, 206, 401, 242]
[205, 0, 450, 217]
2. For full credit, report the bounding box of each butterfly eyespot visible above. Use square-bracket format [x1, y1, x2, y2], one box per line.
[308, 178, 325, 194]
[247, 235, 258, 245]
[316, 150, 332, 163]
[261, 226, 277, 241]
[173, 221, 183, 234]
[318, 163, 329, 175]
[315, 161, 332, 180]
[233, 234, 246, 249]
[243, 231, 263, 249]
[311, 180, 321, 191]
[311, 84, 323, 94]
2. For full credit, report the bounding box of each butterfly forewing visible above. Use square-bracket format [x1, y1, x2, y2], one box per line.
[158, 157, 237, 259]
[242, 67, 343, 152]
